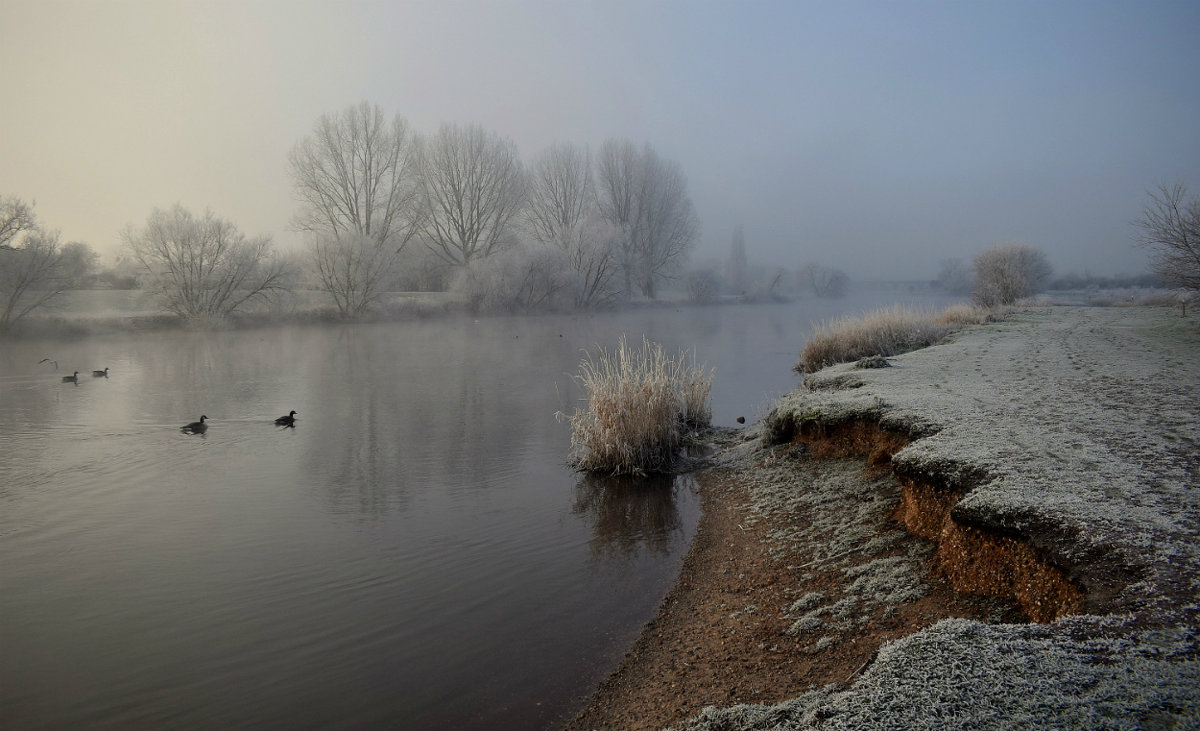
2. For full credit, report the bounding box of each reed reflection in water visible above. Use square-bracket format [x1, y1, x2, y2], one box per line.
[573, 473, 695, 558]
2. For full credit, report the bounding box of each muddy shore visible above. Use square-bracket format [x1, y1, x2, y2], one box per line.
[567, 306, 1199, 730]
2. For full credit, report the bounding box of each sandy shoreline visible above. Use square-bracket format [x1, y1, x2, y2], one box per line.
[567, 305, 1199, 729]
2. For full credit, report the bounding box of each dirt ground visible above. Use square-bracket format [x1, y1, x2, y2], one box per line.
[565, 451, 1023, 731]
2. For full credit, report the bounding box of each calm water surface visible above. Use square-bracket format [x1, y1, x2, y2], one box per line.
[0, 293, 958, 729]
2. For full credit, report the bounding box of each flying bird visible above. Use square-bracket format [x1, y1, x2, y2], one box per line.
[275, 410, 297, 427]
[181, 415, 208, 434]
[39, 358, 58, 370]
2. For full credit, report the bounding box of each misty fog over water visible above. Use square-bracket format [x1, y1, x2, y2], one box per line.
[0, 291, 961, 729]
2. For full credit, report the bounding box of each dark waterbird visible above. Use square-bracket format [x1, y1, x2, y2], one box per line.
[92, 367, 109, 377]
[62, 371, 79, 383]
[181, 415, 208, 434]
[275, 410, 297, 427]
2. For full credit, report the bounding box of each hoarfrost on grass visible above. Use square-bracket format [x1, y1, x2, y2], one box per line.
[674, 307, 1200, 730]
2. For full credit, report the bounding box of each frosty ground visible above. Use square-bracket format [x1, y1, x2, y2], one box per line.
[568, 305, 1198, 730]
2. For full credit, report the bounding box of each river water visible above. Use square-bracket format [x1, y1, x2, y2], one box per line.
[0, 291, 957, 729]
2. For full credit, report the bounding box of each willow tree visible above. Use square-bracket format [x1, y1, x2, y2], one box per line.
[289, 102, 423, 316]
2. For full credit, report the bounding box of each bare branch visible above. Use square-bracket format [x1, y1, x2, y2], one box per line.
[416, 123, 526, 267]
[1135, 182, 1200, 293]
[123, 204, 290, 318]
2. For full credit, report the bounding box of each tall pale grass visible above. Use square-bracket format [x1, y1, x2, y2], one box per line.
[797, 304, 995, 374]
[560, 336, 714, 475]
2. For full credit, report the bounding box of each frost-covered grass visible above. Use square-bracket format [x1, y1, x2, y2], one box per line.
[560, 335, 714, 475]
[671, 617, 1200, 730]
[796, 304, 996, 373]
[703, 305, 1200, 730]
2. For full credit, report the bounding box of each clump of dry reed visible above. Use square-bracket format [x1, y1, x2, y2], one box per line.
[797, 304, 995, 374]
[560, 335, 714, 475]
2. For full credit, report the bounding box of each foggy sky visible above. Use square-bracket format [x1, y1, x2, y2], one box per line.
[3, 0, 1198, 281]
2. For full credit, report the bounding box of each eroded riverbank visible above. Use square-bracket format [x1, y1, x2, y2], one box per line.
[568, 305, 1199, 729]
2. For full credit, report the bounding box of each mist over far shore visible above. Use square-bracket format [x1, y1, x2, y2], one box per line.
[3, 1, 1198, 282]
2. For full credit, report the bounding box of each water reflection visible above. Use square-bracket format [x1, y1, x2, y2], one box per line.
[1, 293, 966, 729]
[308, 328, 413, 517]
[572, 473, 695, 558]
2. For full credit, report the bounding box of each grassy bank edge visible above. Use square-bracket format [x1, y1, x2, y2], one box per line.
[796, 302, 1003, 373]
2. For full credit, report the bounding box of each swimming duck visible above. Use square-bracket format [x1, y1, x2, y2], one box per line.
[181, 415, 208, 433]
[275, 410, 297, 427]
[92, 367, 109, 377]
[62, 371, 79, 382]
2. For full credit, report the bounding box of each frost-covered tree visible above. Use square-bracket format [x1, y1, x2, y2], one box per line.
[0, 196, 84, 331]
[123, 205, 291, 318]
[450, 241, 573, 313]
[799, 262, 849, 298]
[1136, 182, 1200, 295]
[289, 102, 422, 315]
[972, 243, 1052, 306]
[417, 123, 526, 267]
[596, 139, 698, 298]
[684, 268, 722, 304]
[525, 143, 619, 308]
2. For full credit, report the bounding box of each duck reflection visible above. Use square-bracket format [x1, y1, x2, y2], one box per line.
[572, 472, 685, 558]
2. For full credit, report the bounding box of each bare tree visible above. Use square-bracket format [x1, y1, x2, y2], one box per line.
[0, 196, 79, 331]
[525, 143, 593, 246]
[634, 150, 698, 297]
[309, 234, 402, 316]
[972, 243, 1052, 306]
[1, 238, 71, 332]
[525, 143, 619, 308]
[684, 268, 722, 304]
[1136, 182, 1200, 294]
[289, 102, 422, 315]
[798, 262, 849, 298]
[595, 139, 641, 295]
[417, 123, 526, 267]
[595, 140, 698, 298]
[0, 196, 36, 247]
[123, 204, 291, 318]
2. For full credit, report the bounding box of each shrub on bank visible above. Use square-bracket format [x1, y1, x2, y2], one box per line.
[560, 336, 714, 475]
[797, 304, 995, 374]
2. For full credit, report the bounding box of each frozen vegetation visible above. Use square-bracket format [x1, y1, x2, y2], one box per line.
[560, 336, 714, 475]
[674, 306, 1199, 729]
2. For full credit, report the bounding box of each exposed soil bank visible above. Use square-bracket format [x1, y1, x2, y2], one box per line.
[568, 306, 1199, 729]
[787, 419, 1084, 623]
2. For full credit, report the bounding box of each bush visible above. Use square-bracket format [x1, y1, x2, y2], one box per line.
[972, 243, 1052, 306]
[559, 336, 713, 475]
[799, 262, 850, 298]
[449, 243, 574, 313]
[684, 268, 722, 304]
[797, 304, 995, 373]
